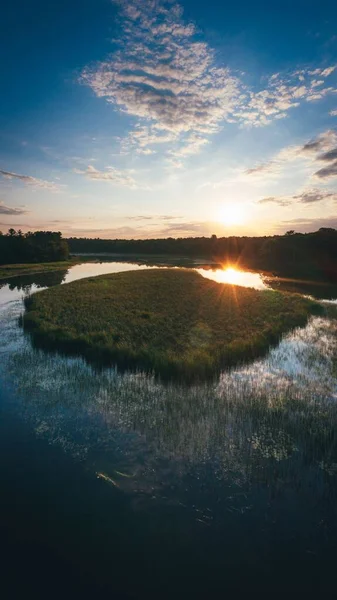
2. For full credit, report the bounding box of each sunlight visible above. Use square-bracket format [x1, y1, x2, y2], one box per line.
[218, 204, 245, 226]
[197, 266, 268, 290]
[221, 267, 241, 285]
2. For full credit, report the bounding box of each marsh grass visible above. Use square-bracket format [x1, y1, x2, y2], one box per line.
[0, 260, 81, 280]
[23, 269, 322, 381]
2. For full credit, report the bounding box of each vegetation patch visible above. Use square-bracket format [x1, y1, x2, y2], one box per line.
[0, 258, 90, 280]
[23, 269, 323, 381]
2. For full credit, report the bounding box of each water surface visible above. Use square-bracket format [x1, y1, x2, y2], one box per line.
[1, 260, 337, 597]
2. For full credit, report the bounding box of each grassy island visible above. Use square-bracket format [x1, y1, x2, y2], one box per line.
[23, 269, 322, 380]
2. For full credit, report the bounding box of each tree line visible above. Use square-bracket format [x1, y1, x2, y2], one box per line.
[67, 228, 337, 279]
[1, 227, 336, 281]
[0, 229, 69, 264]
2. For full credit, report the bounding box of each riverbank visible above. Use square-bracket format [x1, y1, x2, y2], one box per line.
[0, 257, 96, 281]
[23, 269, 322, 380]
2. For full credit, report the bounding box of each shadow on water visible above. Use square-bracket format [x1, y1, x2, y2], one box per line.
[0, 269, 68, 293]
[265, 275, 337, 301]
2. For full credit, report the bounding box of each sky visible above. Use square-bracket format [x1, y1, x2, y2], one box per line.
[1, 0, 337, 239]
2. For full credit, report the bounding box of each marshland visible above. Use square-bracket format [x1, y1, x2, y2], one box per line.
[1, 255, 337, 597]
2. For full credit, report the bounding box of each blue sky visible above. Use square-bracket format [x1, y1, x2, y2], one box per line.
[1, 0, 337, 238]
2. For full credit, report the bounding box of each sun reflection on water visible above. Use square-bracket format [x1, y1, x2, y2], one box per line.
[197, 266, 268, 290]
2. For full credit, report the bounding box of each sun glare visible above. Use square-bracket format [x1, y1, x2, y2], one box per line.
[219, 204, 245, 226]
[222, 267, 241, 284]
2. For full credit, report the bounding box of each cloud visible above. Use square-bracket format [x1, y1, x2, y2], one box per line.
[301, 129, 337, 155]
[0, 169, 61, 191]
[0, 201, 28, 215]
[314, 161, 337, 179]
[127, 214, 183, 222]
[280, 216, 337, 232]
[259, 188, 337, 206]
[243, 145, 300, 180]
[169, 133, 209, 158]
[74, 164, 139, 188]
[321, 66, 336, 77]
[259, 196, 290, 206]
[235, 67, 337, 126]
[317, 147, 337, 161]
[330, 109, 337, 116]
[80, 0, 337, 160]
[159, 222, 205, 235]
[244, 161, 279, 177]
[295, 129, 337, 178]
[57, 221, 207, 239]
[293, 189, 337, 203]
[80, 0, 241, 151]
[244, 129, 337, 185]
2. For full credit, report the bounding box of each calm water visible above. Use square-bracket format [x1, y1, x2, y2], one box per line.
[1, 260, 337, 598]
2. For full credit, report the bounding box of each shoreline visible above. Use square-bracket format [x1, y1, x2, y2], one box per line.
[22, 269, 322, 382]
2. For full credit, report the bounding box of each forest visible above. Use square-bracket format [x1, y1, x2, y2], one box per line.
[67, 228, 337, 280]
[1, 228, 336, 281]
[0, 229, 69, 264]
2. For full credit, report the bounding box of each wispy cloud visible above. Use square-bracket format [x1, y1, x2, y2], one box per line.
[315, 161, 337, 179]
[0, 169, 61, 191]
[301, 129, 337, 179]
[279, 215, 337, 232]
[317, 147, 337, 161]
[302, 129, 337, 154]
[243, 145, 301, 180]
[80, 0, 337, 162]
[80, 0, 241, 158]
[243, 129, 337, 188]
[259, 188, 337, 206]
[127, 214, 183, 222]
[160, 222, 205, 235]
[234, 66, 337, 126]
[244, 161, 282, 178]
[74, 164, 140, 188]
[0, 201, 28, 215]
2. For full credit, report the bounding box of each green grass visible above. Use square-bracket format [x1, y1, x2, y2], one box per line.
[23, 269, 323, 381]
[0, 258, 90, 280]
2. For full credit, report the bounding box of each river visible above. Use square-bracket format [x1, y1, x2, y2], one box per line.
[1, 259, 337, 598]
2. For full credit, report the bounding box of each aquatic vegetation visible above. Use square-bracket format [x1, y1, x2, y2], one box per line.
[2, 257, 337, 599]
[22, 269, 322, 380]
[4, 311, 337, 495]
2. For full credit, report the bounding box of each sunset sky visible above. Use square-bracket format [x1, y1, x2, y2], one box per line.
[1, 0, 337, 238]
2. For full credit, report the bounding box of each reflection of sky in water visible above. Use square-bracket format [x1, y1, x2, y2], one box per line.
[0, 263, 269, 305]
[63, 261, 154, 283]
[2, 260, 337, 304]
[1, 263, 337, 527]
[2, 262, 337, 597]
[217, 317, 337, 401]
[65, 262, 268, 290]
[1, 287, 337, 505]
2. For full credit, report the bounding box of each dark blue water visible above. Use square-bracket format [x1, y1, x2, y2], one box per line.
[1, 262, 337, 598]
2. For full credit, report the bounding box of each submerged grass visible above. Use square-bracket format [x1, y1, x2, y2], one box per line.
[23, 269, 322, 381]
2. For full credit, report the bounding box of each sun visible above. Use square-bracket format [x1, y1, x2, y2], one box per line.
[218, 204, 245, 226]
[213, 267, 242, 285]
[222, 267, 241, 284]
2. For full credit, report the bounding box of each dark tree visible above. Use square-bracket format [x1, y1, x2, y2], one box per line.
[0, 230, 69, 265]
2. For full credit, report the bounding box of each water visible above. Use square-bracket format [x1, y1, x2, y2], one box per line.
[1, 260, 337, 598]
